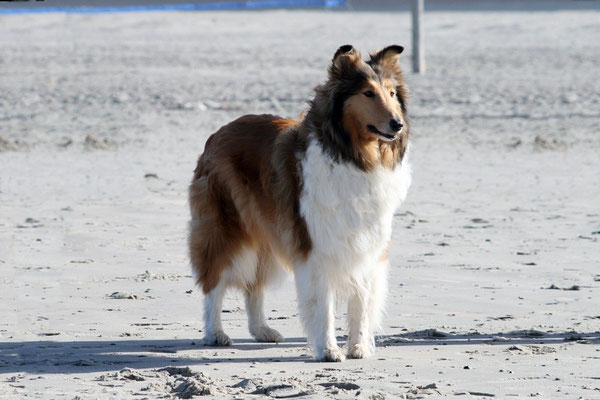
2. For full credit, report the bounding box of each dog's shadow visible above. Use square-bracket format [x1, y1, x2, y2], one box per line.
[1, 331, 598, 374]
[0, 337, 310, 374]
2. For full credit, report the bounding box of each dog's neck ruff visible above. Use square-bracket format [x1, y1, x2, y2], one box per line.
[298, 135, 411, 266]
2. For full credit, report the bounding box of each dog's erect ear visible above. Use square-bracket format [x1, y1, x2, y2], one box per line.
[332, 44, 361, 68]
[371, 45, 404, 67]
[330, 44, 361, 78]
[333, 44, 356, 61]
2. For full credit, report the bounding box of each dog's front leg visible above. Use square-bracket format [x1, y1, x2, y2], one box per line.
[347, 286, 372, 359]
[347, 260, 388, 358]
[295, 265, 344, 362]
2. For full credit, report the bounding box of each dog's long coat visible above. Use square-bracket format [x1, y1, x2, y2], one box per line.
[189, 45, 411, 361]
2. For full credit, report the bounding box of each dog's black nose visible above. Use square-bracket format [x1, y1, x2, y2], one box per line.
[390, 119, 403, 132]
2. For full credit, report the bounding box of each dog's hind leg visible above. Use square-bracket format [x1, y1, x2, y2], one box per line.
[245, 249, 284, 343]
[203, 279, 232, 346]
[245, 287, 283, 343]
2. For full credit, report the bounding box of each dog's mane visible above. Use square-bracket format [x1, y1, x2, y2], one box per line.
[301, 46, 411, 171]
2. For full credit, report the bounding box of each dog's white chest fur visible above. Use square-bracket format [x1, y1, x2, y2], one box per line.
[299, 138, 411, 266]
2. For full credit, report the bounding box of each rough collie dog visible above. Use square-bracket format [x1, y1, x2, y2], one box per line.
[188, 44, 411, 362]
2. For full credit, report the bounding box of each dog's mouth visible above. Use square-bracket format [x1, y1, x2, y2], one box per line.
[367, 125, 398, 141]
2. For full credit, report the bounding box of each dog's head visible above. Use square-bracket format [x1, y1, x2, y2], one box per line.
[309, 45, 409, 170]
[332, 45, 407, 142]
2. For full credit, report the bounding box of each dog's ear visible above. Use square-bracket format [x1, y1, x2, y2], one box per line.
[333, 44, 356, 61]
[371, 45, 404, 68]
[371, 46, 408, 111]
[332, 44, 361, 67]
[330, 44, 361, 77]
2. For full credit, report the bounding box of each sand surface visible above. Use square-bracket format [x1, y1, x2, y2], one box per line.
[1, 7, 599, 399]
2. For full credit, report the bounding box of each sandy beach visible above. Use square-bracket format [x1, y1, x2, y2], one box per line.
[1, 5, 599, 399]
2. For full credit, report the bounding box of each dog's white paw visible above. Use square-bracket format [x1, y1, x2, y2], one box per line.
[204, 331, 232, 346]
[252, 326, 284, 343]
[317, 346, 346, 362]
[347, 343, 371, 359]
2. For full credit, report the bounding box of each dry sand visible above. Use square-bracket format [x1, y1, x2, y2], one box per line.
[1, 6, 599, 399]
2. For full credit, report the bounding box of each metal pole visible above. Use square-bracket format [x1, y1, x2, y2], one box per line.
[412, 0, 425, 74]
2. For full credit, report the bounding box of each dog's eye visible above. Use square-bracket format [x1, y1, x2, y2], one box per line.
[390, 91, 395, 97]
[363, 90, 374, 98]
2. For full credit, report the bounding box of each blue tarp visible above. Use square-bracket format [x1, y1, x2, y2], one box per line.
[0, 0, 346, 14]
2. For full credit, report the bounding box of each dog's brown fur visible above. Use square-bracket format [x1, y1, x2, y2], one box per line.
[189, 115, 311, 293]
[189, 45, 410, 294]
